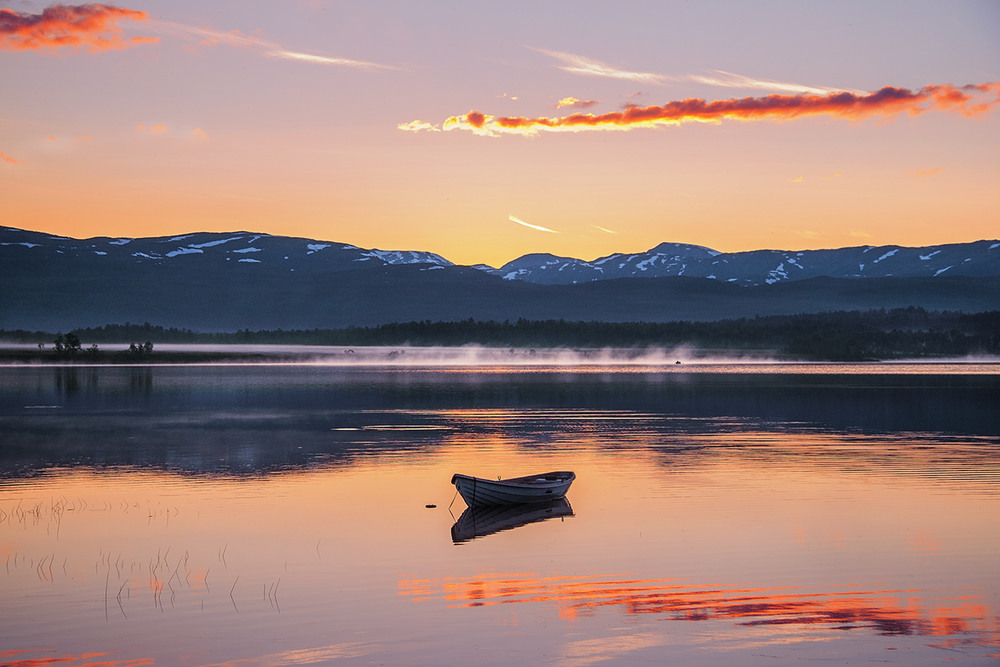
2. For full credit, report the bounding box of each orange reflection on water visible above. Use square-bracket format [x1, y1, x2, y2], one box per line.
[0, 650, 153, 667]
[399, 573, 1000, 643]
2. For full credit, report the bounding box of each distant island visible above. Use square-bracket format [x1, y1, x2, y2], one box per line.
[1, 309, 997, 363]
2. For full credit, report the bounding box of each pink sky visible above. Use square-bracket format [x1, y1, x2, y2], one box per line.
[2, 1, 998, 267]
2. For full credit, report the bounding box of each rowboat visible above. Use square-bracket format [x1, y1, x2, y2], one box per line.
[451, 471, 575, 506]
[451, 497, 574, 543]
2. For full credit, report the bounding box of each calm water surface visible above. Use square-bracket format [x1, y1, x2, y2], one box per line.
[1, 363, 998, 665]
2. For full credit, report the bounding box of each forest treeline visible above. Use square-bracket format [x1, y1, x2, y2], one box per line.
[2, 308, 998, 361]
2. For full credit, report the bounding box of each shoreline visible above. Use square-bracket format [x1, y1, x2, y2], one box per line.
[0, 345, 997, 369]
[0, 348, 285, 365]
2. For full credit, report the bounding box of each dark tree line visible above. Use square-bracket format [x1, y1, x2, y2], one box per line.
[2, 308, 998, 361]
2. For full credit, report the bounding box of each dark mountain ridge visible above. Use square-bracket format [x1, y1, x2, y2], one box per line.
[489, 239, 1000, 285]
[2, 226, 998, 331]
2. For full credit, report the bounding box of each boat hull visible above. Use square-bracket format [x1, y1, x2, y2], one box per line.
[451, 471, 575, 506]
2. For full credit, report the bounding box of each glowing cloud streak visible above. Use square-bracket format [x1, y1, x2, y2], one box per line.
[691, 69, 862, 95]
[532, 48, 664, 84]
[532, 48, 854, 95]
[509, 216, 558, 233]
[406, 82, 1000, 136]
[268, 50, 391, 68]
[149, 20, 397, 70]
[1, 151, 20, 165]
[0, 3, 153, 52]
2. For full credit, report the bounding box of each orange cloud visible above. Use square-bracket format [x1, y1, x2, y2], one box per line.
[910, 167, 946, 177]
[135, 123, 168, 134]
[0, 3, 155, 53]
[0, 151, 19, 165]
[406, 82, 1000, 136]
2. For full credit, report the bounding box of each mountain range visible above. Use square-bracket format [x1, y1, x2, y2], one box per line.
[484, 240, 1000, 285]
[2, 226, 998, 331]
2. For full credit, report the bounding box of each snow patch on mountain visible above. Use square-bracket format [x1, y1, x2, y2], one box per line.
[874, 249, 899, 263]
[166, 248, 203, 258]
[365, 249, 453, 266]
[188, 237, 244, 249]
[766, 263, 788, 284]
[634, 257, 657, 272]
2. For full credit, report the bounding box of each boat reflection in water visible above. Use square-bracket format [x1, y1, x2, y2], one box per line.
[451, 497, 574, 543]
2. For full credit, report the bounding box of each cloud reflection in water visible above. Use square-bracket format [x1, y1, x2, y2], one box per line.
[400, 573, 999, 648]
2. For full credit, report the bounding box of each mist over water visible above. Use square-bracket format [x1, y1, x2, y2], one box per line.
[140, 342, 776, 366]
[8, 342, 993, 370]
[1, 363, 997, 665]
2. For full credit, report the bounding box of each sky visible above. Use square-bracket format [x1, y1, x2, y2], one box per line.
[1, 1, 998, 268]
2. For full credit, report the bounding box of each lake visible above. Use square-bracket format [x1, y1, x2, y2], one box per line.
[1, 359, 998, 665]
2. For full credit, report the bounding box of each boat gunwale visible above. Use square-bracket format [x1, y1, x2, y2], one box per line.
[451, 471, 575, 489]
